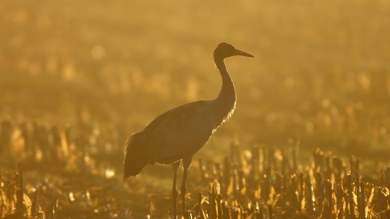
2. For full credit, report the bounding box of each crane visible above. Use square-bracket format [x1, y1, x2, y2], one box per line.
[123, 42, 253, 217]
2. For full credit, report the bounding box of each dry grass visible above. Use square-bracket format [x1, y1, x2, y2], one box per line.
[0, 135, 389, 218]
[0, 0, 390, 218]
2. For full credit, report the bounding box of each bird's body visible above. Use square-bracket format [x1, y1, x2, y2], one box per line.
[123, 42, 253, 217]
[124, 100, 229, 175]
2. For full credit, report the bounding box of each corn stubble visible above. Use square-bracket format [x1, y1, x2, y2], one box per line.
[194, 146, 390, 219]
[1, 143, 389, 218]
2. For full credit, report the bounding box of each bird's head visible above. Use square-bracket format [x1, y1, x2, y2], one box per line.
[214, 42, 254, 60]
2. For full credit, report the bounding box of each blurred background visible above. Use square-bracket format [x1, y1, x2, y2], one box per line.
[1, 0, 389, 158]
[0, 0, 390, 216]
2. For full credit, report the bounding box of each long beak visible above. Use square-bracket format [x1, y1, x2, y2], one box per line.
[235, 49, 254, 57]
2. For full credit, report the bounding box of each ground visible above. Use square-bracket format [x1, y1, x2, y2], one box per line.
[0, 0, 389, 218]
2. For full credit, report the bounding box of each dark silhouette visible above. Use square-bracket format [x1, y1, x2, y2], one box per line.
[123, 42, 253, 217]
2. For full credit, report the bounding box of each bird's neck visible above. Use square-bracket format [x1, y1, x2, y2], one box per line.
[213, 58, 237, 123]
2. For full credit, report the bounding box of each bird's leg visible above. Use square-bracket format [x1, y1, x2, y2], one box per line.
[181, 156, 193, 215]
[172, 161, 180, 219]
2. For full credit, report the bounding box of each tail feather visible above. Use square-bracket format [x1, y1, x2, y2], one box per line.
[123, 132, 149, 181]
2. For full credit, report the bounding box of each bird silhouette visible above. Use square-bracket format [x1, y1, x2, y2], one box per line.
[123, 42, 253, 217]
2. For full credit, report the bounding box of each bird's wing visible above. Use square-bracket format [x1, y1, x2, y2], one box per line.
[142, 101, 218, 164]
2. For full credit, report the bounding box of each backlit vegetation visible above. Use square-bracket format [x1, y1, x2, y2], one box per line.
[0, 0, 389, 218]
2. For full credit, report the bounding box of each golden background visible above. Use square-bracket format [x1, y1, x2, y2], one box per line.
[0, 1, 389, 217]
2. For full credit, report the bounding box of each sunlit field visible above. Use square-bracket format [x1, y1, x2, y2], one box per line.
[1, 0, 390, 218]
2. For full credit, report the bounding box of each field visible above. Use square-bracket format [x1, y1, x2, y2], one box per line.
[0, 0, 390, 218]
